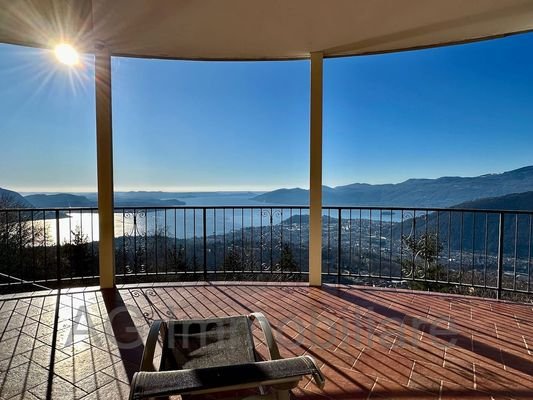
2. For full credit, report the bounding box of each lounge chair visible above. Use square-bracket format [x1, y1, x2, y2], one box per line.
[129, 312, 325, 399]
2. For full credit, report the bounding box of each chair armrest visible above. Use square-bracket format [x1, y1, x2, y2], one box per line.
[129, 356, 325, 400]
[303, 355, 326, 389]
[249, 312, 281, 360]
[140, 320, 167, 372]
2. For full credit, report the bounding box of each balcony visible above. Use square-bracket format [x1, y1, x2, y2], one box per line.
[2, 1, 533, 399]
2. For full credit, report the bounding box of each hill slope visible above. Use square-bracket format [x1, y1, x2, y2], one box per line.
[451, 191, 533, 211]
[25, 193, 95, 207]
[0, 188, 33, 208]
[398, 191, 533, 257]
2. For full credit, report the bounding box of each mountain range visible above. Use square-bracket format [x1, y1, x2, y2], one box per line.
[253, 166, 533, 207]
[2, 166, 533, 210]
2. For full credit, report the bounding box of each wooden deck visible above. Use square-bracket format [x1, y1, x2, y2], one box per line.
[0, 283, 532, 399]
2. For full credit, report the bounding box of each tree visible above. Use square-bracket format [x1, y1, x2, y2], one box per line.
[168, 245, 187, 272]
[223, 248, 242, 271]
[0, 193, 47, 283]
[279, 243, 298, 272]
[401, 231, 444, 290]
[62, 226, 97, 278]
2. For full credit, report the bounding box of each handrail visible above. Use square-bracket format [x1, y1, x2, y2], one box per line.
[2, 204, 533, 215]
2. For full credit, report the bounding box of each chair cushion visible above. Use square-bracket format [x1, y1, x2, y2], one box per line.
[163, 315, 256, 370]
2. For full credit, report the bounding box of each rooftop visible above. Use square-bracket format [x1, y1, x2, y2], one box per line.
[1, 283, 532, 399]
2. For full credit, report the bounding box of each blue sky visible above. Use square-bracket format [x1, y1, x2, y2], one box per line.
[1, 32, 532, 192]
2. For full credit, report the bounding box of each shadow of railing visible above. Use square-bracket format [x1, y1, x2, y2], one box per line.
[322, 286, 533, 377]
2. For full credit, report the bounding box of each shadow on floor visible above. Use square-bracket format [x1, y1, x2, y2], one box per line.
[101, 288, 145, 382]
[323, 286, 533, 377]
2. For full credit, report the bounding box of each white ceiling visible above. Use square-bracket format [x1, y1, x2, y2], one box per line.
[1, 0, 533, 60]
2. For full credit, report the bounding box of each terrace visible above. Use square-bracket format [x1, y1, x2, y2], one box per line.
[1, 1, 533, 399]
[1, 283, 533, 399]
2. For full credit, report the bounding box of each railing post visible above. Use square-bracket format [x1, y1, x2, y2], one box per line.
[411, 212, 416, 283]
[337, 208, 342, 284]
[95, 43, 116, 289]
[309, 51, 323, 287]
[3, 211, 9, 287]
[18, 211, 22, 283]
[56, 210, 61, 283]
[203, 208, 207, 280]
[497, 212, 505, 300]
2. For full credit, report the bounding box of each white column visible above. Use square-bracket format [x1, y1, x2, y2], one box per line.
[309, 52, 323, 287]
[95, 44, 115, 289]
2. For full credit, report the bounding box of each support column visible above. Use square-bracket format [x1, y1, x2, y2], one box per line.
[309, 52, 323, 287]
[95, 44, 115, 289]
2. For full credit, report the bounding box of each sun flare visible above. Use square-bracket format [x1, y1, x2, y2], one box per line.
[54, 43, 80, 66]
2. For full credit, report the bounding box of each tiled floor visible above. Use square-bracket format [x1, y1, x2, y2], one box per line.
[0, 283, 532, 399]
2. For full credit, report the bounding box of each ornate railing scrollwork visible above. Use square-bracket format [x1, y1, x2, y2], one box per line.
[400, 213, 441, 280]
[123, 209, 148, 274]
[259, 208, 284, 271]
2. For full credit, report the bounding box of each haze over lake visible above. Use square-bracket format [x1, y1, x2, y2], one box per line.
[32, 192, 397, 244]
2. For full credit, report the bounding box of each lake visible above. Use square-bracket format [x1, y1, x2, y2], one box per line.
[28, 193, 402, 244]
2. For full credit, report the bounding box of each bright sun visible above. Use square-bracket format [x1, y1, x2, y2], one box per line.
[54, 43, 80, 66]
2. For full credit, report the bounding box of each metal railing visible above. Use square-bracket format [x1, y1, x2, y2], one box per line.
[114, 206, 309, 282]
[0, 208, 99, 291]
[322, 207, 533, 300]
[1, 206, 532, 300]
